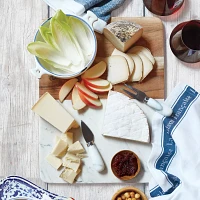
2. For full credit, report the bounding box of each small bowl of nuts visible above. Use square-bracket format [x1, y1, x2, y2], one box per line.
[112, 186, 147, 200]
[111, 150, 141, 180]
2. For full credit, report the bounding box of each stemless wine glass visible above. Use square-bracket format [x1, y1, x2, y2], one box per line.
[170, 20, 200, 63]
[143, 0, 184, 16]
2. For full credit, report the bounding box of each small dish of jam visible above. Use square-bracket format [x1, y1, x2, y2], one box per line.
[111, 150, 140, 180]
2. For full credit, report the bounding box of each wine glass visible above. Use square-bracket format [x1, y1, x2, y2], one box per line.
[170, 20, 200, 63]
[143, 0, 184, 16]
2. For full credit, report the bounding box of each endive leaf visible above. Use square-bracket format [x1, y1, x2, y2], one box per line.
[50, 18, 82, 66]
[68, 17, 93, 56]
[39, 26, 59, 50]
[27, 41, 71, 67]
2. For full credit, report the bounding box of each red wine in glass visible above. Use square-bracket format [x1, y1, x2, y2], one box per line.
[143, 0, 184, 16]
[170, 20, 200, 63]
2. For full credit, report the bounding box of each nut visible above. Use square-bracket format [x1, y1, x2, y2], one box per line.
[124, 192, 130, 198]
[135, 193, 140, 199]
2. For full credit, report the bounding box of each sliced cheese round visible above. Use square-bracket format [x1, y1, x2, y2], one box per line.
[111, 48, 134, 76]
[127, 53, 143, 82]
[106, 55, 129, 85]
[131, 46, 155, 65]
[137, 52, 153, 81]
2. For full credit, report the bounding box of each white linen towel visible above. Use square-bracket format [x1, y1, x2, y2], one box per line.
[148, 83, 200, 199]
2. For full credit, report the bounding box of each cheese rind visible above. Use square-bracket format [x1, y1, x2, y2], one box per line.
[106, 55, 129, 85]
[32, 92, 79, 132]
[68, 141, 85, 154]
[103, 21, 143, 52]
[102, 91, 150, 143]
[46, 154, 62, 170]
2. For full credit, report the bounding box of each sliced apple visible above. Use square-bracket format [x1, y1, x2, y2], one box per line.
[75, 82, 98, 100]
[137, 52, 153, 81]
[71, 86, 86, 110]
[78, 90, 102, 107]
[127, 53, 143, 82]
[81, 61, 107, 79]
[82, 78, 110, 88]
[59, 78, 78, 102]
[130, 46, 155, 65]
[84, 82, 112, 93]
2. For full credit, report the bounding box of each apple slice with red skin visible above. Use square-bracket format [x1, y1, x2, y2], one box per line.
[76, 82, 98, 100]
[71, 86, 86, 110]
[84, 81, 112, 93]
[78, 90, 102, 107]
[82, 78, 110, 88]
[81, 61, 107, 79]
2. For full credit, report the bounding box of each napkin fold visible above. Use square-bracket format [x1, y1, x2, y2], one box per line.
[148, 83, 200, 199]
[42, 0, 126, 33]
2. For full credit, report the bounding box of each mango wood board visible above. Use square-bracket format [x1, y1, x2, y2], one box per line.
[39, 17, 164, 99]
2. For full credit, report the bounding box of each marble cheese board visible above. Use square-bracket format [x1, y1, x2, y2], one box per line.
[39, 98, 163, 184]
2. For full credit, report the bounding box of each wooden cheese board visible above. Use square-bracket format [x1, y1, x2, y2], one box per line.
[39, 17, 164, 184]
[39, 17, 164, 99]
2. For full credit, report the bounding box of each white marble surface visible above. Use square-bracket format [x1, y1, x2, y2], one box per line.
[39, 98, 162, 184]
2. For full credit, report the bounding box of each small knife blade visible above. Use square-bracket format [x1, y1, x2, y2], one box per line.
[81, 121, 105, 172]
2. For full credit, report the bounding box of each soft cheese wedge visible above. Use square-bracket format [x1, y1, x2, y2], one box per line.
[130, 46, 155, 65]
[103, 21, 143, 52]
[102, 91, 150, 143]
[59, 78, 78, 102]
[32, 92, 79, 132]
[106, 55, 129, 85]
[127, 53, 143, 82]
[111, 48, 135, 76]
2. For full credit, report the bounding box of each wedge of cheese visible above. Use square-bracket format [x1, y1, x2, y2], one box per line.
[68, 141, 85, 154]
[64, 152, 80, 163]
[106, 55, 129, 85]
[52, 139, 68, 157]
[32, 92, 79, 132]
[103, 21, 143, 52]
[102, 91, 150, 143]
[59, 168, 81, 184]
[46, 154, 62, 170]
[112, 48, 135, 76]
[63, 159, 81, 172]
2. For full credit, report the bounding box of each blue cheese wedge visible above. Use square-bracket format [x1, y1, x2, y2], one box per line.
[102, 91, 150, 143]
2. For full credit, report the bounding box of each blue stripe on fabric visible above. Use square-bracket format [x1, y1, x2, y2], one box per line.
[150, 86, 199, 197]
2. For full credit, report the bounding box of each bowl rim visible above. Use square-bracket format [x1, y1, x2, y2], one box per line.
[34, 14, 97, 78]
[111, 186, 148, 200]
[111, 150, 141, 180]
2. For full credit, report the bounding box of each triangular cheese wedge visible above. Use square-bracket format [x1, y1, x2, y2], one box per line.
[102, 91, 150, 143]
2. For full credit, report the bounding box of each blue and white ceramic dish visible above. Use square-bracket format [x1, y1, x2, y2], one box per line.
[0, 176, 73, 200]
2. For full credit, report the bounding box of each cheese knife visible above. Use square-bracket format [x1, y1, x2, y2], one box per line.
[81, 121, 105, 172]
[123, 84, 173, 117]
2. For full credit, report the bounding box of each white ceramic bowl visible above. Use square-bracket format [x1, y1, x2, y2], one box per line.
[30, 14, 97, 79]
